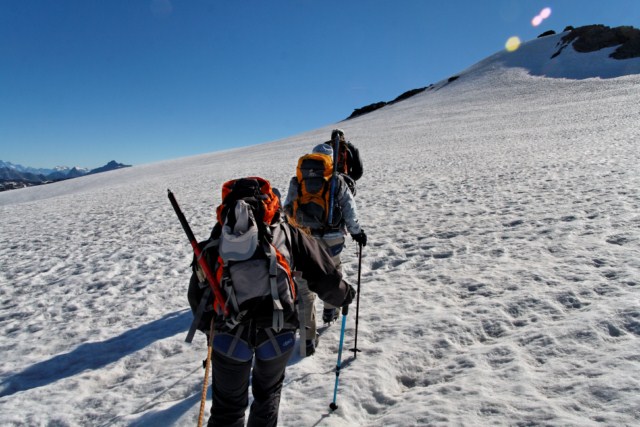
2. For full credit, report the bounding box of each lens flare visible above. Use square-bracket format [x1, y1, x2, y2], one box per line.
[505, 36, 521, 52]
[531, 7, 552, 27]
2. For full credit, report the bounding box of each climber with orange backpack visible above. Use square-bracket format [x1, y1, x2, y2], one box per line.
[284, 140, 367, 356]
[178, 177, 355, 427]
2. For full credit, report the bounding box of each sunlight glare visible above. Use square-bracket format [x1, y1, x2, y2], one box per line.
[505, 36, 521, 52]
[531, 7, 552, 27]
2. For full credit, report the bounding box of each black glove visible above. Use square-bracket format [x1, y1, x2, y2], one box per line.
[342, 283, 357, 307]
[351, 229, 367, 247]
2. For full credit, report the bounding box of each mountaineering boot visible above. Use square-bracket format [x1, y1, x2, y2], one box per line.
[322, 308, 339, 324]
[305, 333, 320, 356]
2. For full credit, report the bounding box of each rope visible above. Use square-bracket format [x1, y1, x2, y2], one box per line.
[197, 317, 215, 427]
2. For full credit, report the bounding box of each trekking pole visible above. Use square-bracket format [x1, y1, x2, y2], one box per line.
[329, 305, 349, 411]
[349, 242, 363, 358]
[327, 132, 341, 226]
[294, 273, 308, 357]
[167, 189, 228, 320]
[197, 318, 215, 427]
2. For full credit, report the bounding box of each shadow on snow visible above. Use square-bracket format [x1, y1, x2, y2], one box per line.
[0, 310, 191, 398]
[127, 391, 201, 427]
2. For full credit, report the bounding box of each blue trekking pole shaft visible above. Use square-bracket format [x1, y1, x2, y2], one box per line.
[330, 305, 349, 411]
[327, 133, 340, 226]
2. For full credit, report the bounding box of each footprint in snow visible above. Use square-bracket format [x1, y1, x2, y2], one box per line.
[433, 251, 453, 259]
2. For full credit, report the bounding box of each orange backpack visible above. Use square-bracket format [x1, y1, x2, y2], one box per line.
[194, 177, 297, 332]
[292, 153, 334, 229]
[216, 176, 280, 227]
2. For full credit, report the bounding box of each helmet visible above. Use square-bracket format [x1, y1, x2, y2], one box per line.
[312, 143, 333, 158]
[331, 129, 345, 142]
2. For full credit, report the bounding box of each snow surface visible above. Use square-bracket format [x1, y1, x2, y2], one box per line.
[1, 33, 639, 426]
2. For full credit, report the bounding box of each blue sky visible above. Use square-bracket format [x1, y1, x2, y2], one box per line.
[1, 0, 638, 169]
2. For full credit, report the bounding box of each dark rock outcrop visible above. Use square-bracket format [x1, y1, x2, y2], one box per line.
[346, 87, 432, 120]
[347, 102, 388, 120]
[391, 87, 428, 103]
[538, 30, 556, 38]
[553, 25, 640, 59]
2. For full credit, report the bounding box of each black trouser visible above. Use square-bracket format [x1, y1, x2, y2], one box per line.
[208, 326, 295, 427]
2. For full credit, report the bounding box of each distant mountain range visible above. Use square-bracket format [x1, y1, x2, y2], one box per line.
[0, 160, 131, 192]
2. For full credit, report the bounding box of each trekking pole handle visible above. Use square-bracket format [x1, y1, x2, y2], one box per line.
[341, 304, 349, 316]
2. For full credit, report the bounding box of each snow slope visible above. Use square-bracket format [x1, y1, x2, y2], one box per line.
[1, 32, 639, 426]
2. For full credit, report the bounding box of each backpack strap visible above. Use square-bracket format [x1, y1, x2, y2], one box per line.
[264, 328, 283, 357]
[225, 324, 246, 358]
[265, 241, 285, 332]
[220, 260, 254, 329]
[272, 222, 297, 303]
[220, 264, 238, 318]
[186, 286, 211, 344]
